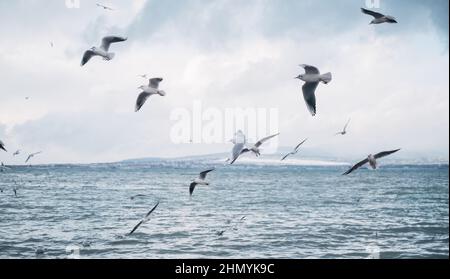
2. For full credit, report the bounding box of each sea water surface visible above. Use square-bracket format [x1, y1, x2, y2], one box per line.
[0, 159, 448, 259]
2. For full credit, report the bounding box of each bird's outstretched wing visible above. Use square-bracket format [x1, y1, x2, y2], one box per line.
[129, 220, 143, 235]
[101, 36, 127, 52]
[374, 149, 401, 159]
[361, 8, 384, 19]
[199, 169, 215, 179]
[299, 64, 320, 75]
[302, 82, 319, 116]
[230, 143, 245, 164]
[343, 158, 369, 175]
[135, 92, 151, 112]
[149, 78, 163, 89]
[281, 152, 293, 161]
[145, 201, 160, 218]
[189, 182, 197, 196]
[81, 50, 95, 66]
[0, 141, 6, 152]
[343, 119, 351, 131]
[25, 155, 33, 163]
[255, 133, 280, 148]
[294, 138, 308, 151]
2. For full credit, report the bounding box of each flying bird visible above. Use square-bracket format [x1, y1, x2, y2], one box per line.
[296, 64, 332, 116]
[241, 133, 280, 157]
[13, 150, 21, 156]
[0, 140, 6, 152]
[336, 119, 351, 136]
[343, 149, 401, 175]
[81, 36, 127, 66]
[135, 78, 167, 112]
[228, 130, 247, 164]
[281, 138, 308, 161]
[25, 151, 42, 164]
[128, 201, 160, 235]
[96, 3, 114, 10]
[361, 8, 398, 24]
[189, 168, 215, 196]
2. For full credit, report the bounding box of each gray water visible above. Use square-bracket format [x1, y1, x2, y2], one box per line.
[0, 161, 448, 259]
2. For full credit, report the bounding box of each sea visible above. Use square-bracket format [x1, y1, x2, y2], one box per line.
[0, 157, 448, 259]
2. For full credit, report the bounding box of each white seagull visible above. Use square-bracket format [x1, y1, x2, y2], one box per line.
[343, 149, 401, 175]
[13, 150, 21, 156]
[96, 3, 114, 11]
[281, 138, 308, 161]
[228, 130, 247, 165]
[296, 64, 332, 116]
[25, 151, 42, 164]
[189, 168, 215, 196]
[81, 36, 127, 66]
[128, 201, 160, 235]
[361, 8, 398, 24]
[241, 133, 280, 157]
[0, 140, 6, 152]
[135, 78, 167, 112]
[336, 119, 351, 136]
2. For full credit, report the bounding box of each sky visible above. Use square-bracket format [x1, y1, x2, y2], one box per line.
[0, 0, 448, 164]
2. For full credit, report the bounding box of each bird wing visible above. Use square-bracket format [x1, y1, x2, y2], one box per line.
[25, 155, 32, 163]
[199, 168, 215, 179]
[0, 141, 6, 152]
[343, 119, 351, 131]
[135, 92, 152, 112]
[189, 182, 197, 196]
[32, 151, 43, 156]
[299, 64, 320, 75]
[343, 158, 369, 175]
[148, 78, 163, 89]
[361, 8, 384, 19]
[230, 143, 245, 164]
[294, 138, 308, 151]
[145, 201, 160, 218]
[129, 220, 143, 235]
[374, 149, 401, 159]
[302, 82, 319, 116]
[281, 153, 293, 161]
[101, 36, 127, 52]
[255, 133, 280, 148]
[81, 50, 96, 66]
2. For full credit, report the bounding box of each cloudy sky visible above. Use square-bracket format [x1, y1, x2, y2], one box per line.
[0, 0, 448, 164]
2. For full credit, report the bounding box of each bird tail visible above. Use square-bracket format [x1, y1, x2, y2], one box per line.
[320, 72, 332, 84]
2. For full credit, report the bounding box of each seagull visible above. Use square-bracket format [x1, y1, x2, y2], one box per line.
[50, 42, 54, 48]
[81, 36, 127, 66]
[135, 78, 166, 112]
[241, 133, 280, 157]
[229, 130, 247, 165]
[281, 138, 308, 161]
[96, 3, 114, 11]
[361, 8, 398, 24]
[343, 149, 401, 175]
[25, 151, 42, 164]
[13, 150, 21, 156]
[189, 168, 215, 196]
[128, 201, 160, 235]
[0, 140, 6, 152]
[296, 64, 332, 116]
[336, 119, 351, 136]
